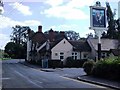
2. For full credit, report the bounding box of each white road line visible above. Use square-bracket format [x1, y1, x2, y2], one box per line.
[14, 70, 43, 88]
[34, 80, 43, 84]
[60, 76, 106, 88]
[2, 78, 10, 80]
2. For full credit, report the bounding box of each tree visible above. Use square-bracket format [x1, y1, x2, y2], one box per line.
[44, 29, 80, 41]
[10, 25, 30, 44]
[116, 18, 120, 50]
[4, 42, 16, 58]
[4, 42, 26, 59]
[65, 30, 80, 40]
[102, 2, 117, 39]
[8, 25, 31, 59]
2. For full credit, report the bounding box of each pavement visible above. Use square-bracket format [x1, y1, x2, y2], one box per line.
[77, 76, 120, 90]
[21, 61, 120, 89]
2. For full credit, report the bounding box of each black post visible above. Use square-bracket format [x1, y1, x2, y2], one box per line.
[98, 43, 101, 60]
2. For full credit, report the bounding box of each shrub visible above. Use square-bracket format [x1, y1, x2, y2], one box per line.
[48, 60, 63, 68]
[82, 59, 95, 75]
[65, 59, 87, 68]
[4, 53, 9, 58]
[92, 57, 120, 81]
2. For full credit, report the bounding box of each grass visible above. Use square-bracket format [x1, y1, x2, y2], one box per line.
[0, 58, 11, 60]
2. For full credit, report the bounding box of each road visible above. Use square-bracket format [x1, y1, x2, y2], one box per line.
[2, 60, 107, 89]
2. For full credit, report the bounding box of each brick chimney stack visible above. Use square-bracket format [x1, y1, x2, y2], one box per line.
[49, 29, 55, 42]
[38, 25, 42, 32]
[60, 31, 65, 36]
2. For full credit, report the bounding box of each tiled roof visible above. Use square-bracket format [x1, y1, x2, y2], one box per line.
[110, 49, 120, 56]
[69, 40, 91, 52]
[88, 38, 119, 51]
[31, 32, 47, 43]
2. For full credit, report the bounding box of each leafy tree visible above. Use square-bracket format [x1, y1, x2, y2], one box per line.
[116, 18, 120, 49]
[4, 42, 26, 59]
[8, 25, 31, 59]
[10, 25, 30, 44]
[44, 29, 80, 41]
[65, 30, 80, 40]
[116, 18, 120, 38]
[105, 2, 116, 39]
[86, 33, 94, 38]
[4, 42, 16, 58]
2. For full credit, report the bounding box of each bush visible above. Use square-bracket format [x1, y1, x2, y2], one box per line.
[65, 59, 87, 68]
[48, 60, 63, 68]
[4, 53, 9, 58]
[83, 59, 95, 75]
[92, 57, 120, 81]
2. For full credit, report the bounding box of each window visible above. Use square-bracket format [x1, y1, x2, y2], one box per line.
[60, 52, 64, 55]
[55, 53, 58, 56]
[60, 52, 64, 60]
[75, 56, 77, 60]
[60, 56, 64, 59]
[72, 52, 77, 60]
[83, 54, 88, 59]
[75, 53, 77, 55]
[101, 52, 106, 58]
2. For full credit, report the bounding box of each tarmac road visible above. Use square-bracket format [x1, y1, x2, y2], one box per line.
[2, 60, 108, 89]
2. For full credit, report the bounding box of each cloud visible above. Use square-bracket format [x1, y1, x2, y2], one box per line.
[0, 33, 10, 49]
[9, 2, 32, 16]
[45, 0, 64, 7]
[49, 24, 80, 31]
[41, 0, 93, 20]
[0, 16, 41, 29]
[42, 5, 89, 20]
[3, 0, 119, 3]
[66, 0, 94, 8]
[0, 16, 41, 49]
[48, 24, 95, 37]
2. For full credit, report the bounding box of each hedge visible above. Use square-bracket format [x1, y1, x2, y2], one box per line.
[92, 57, 120, 81]
[65, 59, 87, 68]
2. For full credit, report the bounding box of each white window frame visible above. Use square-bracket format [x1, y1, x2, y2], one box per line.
[60, 52, 64, 61]
[72, 52, 78, 60]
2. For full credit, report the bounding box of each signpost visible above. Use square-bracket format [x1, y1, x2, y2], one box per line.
[89, 1, 107, 60]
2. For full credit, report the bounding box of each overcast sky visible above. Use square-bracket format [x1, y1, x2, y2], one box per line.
[0, 0, 119, 49]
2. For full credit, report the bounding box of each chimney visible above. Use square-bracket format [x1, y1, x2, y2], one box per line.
[38, 25, 42, 32]
[49, 28, 55, 42]
[60, 31, 65, 36]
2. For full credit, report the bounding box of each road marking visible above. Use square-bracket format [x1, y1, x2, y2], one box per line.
[14, 70, 43, 88]
[60, 76, 106, 89]
[34, 80, 43, 84]
[2, 78, 10, 80]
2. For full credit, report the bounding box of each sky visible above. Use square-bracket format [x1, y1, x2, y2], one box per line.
[0, 0, 119, 49]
